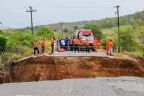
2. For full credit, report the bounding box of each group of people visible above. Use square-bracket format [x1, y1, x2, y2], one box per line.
[32, 37, 113, 55]
[51, 37, 101, 53]
[56, 38, 69, 51]
[33, 39, 46, 55]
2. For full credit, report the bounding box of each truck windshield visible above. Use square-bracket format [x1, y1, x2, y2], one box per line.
[81, 36, 94, 41]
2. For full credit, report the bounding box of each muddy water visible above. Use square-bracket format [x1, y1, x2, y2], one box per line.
[8, 56, 144, 83]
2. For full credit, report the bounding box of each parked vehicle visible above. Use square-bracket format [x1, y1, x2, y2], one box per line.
[76, 29, 95, 51]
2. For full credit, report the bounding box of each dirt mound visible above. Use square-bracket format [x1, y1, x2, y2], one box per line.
[10, 56, 144, 83]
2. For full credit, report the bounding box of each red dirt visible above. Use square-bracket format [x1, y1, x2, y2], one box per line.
[9, 56, 144, 83]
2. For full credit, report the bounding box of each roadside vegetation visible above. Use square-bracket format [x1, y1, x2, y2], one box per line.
[102, 23, 144, 56]
[0, 27, 54, 70]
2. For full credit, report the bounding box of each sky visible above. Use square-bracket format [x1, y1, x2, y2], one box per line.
[0, 0, 144, 28]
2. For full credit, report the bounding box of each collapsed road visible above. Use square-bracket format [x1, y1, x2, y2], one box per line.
[0, 51, 144, 96]
[9, 51, 144, 82]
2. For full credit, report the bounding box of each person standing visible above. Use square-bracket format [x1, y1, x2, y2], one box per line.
[97, 39, 101, 49]
[106, 40, 110, 55]
[65, 38, 69, 51]
[33, 41, 39, 55]
[51, 37, 55, 54]
[108, 40, 113, 56]
[41, 39, 46, 53]
[56, 38, 60, 51]
[74, 38, 79, 52]
[69, 38, 74, 51]
[59, 39, 62, 48]
[79, 38, 84, 52]
[60, 39, 64, 49]
[93, 38, 98, 52]
[85, 39, 90, 53]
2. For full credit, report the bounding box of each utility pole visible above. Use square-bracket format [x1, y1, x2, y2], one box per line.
[26, 6, 36, 35]
[0, 22, 2, 65]
[115, 5, 120, 53]
[60, 22, 64, 37]
[0, 22, 3, 28]
[0, 22, 2, 30]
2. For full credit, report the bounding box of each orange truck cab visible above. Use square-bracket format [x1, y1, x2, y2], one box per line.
[76, 29, 95, 51]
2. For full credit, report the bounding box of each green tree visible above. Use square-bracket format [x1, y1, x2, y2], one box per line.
[0, 36, 7, 54]
[0, 30, 3, 35]
[37, 27, 54, 40]
[133, 23, 144, 56]
[83, 24, 102, 38]
[73, 25, 79, 31]
[64, 28, 68, 33]
[7, 32, 35, 54]
[0, 35, 7, 65]
[54, 29, 57, 32]
[115, 26, 139, 52]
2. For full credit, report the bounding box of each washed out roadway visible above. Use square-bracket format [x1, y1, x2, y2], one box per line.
[1, 51, 143, 96]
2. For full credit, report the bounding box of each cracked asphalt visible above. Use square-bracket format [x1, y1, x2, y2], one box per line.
[0, 77, 144, 96]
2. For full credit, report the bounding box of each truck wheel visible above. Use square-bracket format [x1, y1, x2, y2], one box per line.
[92, 49, 95, 51]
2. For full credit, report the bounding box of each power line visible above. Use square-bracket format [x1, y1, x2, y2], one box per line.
[26, 6, 37, 35]
[115, 5, 120, 53]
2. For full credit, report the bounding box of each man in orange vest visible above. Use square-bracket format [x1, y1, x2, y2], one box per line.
[97, 39, 101, 49]
[33, 41, 39, 55]
[106, 40, 110, 55]
[74, 38, 79, 52]
[69, 38, 74, 51]
[41, 39, 46, 53]
[93, 38, 98, 52]
[85, 39, 90, 53]
[51, 37, 55, 54]
[108, 40, 113, 56]
[79, 38, 84, 52]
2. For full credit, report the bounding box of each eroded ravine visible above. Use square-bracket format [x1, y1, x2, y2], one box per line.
[8, 56, 144, 83]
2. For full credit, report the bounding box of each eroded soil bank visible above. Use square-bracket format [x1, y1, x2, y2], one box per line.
[0, 71, 11, 84]
[9, 56, 144, 83]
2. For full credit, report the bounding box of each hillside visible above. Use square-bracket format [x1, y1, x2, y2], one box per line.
[41, 11, 144, 32]
[10, 11, 144, 34]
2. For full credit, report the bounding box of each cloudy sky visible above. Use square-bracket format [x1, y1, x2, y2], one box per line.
[0, 0, 144, 28]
